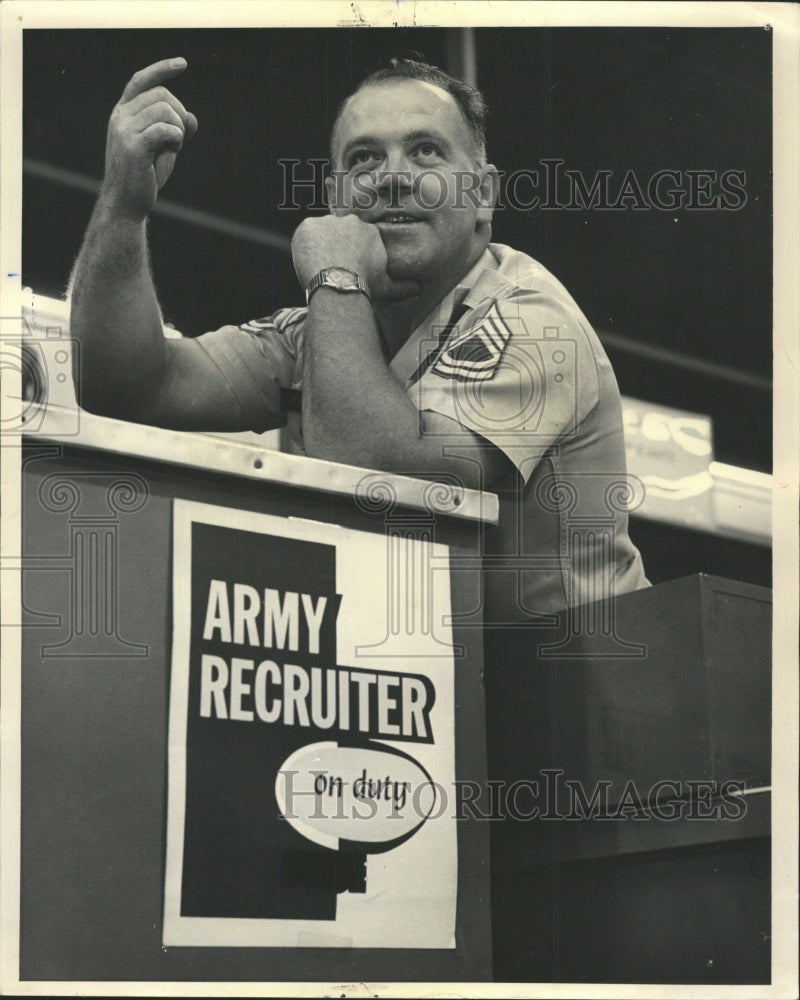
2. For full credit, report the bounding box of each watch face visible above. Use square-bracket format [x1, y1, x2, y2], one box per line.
[326, 267, 357, 290]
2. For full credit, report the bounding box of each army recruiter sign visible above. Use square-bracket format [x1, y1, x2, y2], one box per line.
[164, 499, 458, 948]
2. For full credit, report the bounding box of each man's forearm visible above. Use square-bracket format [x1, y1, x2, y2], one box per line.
[301, 290, 424, 469]
[69, 201, 168, 417]
[301, 291, 510, 492]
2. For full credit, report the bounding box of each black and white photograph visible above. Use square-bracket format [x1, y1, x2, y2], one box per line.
[1, 1, 797, 996]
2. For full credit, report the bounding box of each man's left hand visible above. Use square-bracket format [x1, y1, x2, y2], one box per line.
[291, 215, 419, 301]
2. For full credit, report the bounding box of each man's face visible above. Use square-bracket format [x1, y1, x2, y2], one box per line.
[326, 79, 494, 290]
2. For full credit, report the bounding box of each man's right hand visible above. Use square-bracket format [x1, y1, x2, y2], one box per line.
[100, 57, 198, 222]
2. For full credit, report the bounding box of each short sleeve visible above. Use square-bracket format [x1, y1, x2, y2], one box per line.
[193, 308, 306, 432]
[412, 290, 602, 483]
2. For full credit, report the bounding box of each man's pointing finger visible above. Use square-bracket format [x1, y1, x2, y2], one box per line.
[120, 57, 189, 103]
[184, 111, 199, 142]
[124, 86, 199, 138]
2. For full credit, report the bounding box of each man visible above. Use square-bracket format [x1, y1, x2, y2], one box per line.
[69, 55, 648, 624]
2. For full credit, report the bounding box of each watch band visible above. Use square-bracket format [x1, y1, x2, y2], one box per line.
[305, 266, 372, 305]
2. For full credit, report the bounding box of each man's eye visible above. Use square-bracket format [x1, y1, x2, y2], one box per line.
[350, 150, 377, 167]
[415, 143, 442, 159]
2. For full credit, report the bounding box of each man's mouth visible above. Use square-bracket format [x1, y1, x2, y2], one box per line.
[374, 212, 425, 225]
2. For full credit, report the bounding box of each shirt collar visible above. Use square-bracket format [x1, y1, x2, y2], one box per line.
[390, 247, 505, 383]
[413, 248, 498, 334]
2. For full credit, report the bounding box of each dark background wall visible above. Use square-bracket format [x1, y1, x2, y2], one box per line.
[23, 27, 772, 479]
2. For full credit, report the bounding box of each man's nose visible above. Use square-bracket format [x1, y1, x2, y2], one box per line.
[375, 151, 414, 199]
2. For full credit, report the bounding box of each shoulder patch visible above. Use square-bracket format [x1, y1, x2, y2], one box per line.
[240, 306, 307, 336]
[273, 307, 307, 332]
[431, 303, 512, 382]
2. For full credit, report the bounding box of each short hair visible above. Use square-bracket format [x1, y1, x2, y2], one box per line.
[330, 56, 489, 166]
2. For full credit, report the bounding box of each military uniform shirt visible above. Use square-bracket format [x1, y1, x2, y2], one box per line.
[194, 242, 649, 622]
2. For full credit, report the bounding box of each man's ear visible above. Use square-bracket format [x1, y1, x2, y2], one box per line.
[476, 164, 499, 224]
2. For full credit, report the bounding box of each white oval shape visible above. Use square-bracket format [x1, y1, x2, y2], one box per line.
[275, 741, 438, 851]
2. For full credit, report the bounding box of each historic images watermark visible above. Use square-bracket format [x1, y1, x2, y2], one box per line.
[278, 158, 748, 212]
[278, 768, 750, 823]
[0, 315, 80, 437]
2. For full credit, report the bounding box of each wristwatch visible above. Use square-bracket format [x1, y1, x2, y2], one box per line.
[305, 266, 371, 305]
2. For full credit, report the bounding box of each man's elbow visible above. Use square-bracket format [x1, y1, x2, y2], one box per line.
[73, 386, 114, 419]
[72, 368, 148, 423]
[70, 338, 159, 423]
